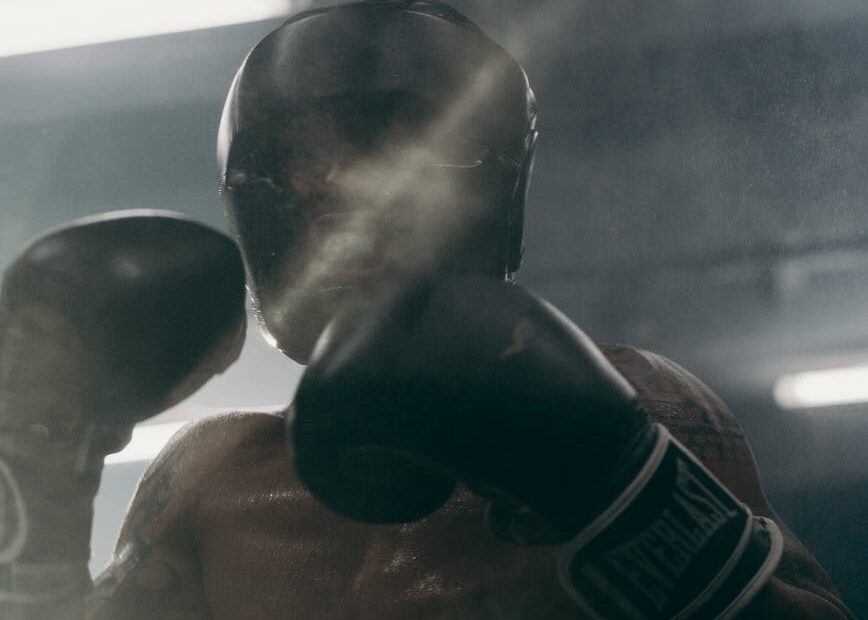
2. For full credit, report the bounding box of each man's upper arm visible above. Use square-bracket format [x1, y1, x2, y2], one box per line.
[600, 344, 853, 618]
[87, 421, 212, 620]
[600, 345, 763, 501]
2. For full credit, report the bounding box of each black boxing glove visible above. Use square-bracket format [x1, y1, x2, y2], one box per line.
[290, 276, 782, 620]
[0, 211, 246, 618]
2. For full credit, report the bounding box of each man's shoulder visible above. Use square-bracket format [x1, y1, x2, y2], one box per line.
[117, 411, 288, 537]
[171, 410, 287, 460]
[598, 343, 742, 437]
[149, 410, 286, 478]
[598, 343, 767, 506]
[93, 413, 291, 617]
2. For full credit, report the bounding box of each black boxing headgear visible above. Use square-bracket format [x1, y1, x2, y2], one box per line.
[218, 0, 538, 360]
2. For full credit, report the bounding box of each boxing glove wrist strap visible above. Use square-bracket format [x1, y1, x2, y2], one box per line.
[558, 424, 783, 620]
[0, 454, 96, 615]
[0, 561, 90, 605]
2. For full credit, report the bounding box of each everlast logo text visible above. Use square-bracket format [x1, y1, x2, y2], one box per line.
[598, 457, 742, 611]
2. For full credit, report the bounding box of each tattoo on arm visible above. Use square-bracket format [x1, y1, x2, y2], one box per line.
[116, 455, 178, 548]
[600, 344, 755, 467]
[87, 435, 208, 619]
[601, 344, 851, 612]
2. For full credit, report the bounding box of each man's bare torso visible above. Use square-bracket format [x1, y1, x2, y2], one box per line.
[91, 345, 845, 619]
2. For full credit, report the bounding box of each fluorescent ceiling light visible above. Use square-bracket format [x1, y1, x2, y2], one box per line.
[105, 421, 188, 465]
[0, 0, 296, 58]
[774, 364, 868, 409]
[104, 405, 284, 464]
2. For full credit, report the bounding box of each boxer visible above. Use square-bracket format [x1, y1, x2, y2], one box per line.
[0, 1, 853, 618]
